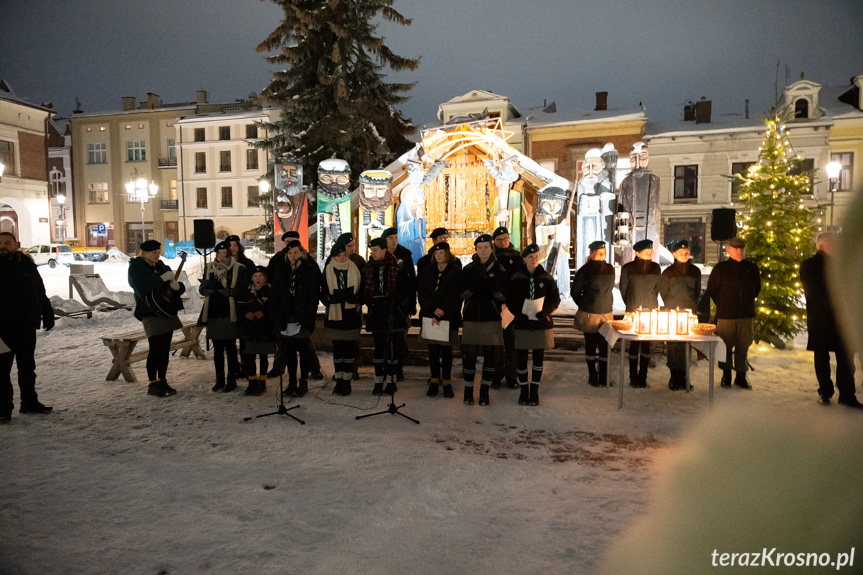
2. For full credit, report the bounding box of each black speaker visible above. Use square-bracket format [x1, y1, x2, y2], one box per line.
[711, 208, 736, 242]
[193, 219, 216, 248]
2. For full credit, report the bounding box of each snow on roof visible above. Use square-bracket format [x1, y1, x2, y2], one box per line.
[0, 79, 54, 113]
[525, 105, 646, 128]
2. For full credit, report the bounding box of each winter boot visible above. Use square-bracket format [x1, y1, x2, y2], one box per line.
[147, 379, 171, 398]
[597, 360, 608, 388]
[244, 376, 256, 395]
[372, 381, 384, 396]
[284, 379, 298, 397]
[223, 373, 238, 393]
[442, 379, 454, 398]
[341, 379, 352, 396]
[587, 360, 599, 387]
[628, 358, 640, 387]
[490, 378, 501, 390]
[383, 379, 397, 396]
[479, 383, 490, 406]
[296, 378, 309, 397]
[528, 383, 540, 406]
[253, 375, 267, 396]
[162, 380, 177, 396]
[518, 385, 530, 405]
[720, 369, 732, 388]
[212, 373, 226, 392]
[734, 372, 752, 390]
[333, 379, 345, 396]
[427, 378, 440, 397]
[463, 386, 474, 405]
[19, 399, 54, 413]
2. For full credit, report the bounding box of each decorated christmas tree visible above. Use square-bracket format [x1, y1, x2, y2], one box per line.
[734, 113, 817, 343]
[255, 0, 418, 181]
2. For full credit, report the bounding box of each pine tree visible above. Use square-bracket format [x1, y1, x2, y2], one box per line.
[734, 113, 817, 343]
[255, 0, 419, 181]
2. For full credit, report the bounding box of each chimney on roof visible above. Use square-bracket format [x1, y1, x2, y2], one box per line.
[145, 93, 161, 109]
[122, 96, 136, 111]
[683, 100, 695, 121]
[595, 91, 608, 111]
[196, 90, 209, 105]
[695, 97, 712, 124]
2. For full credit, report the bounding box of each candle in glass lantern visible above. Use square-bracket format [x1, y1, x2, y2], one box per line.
[675, 308, 690, 335]
[636, 308, 651, 333]
[656, 310, 670, 335]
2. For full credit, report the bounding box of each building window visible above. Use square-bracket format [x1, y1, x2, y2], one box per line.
[195, 152, 206, 173]
[127, 141, 146, 162]
[663, 220, 706, 264]
[88, 182, 110, 204]
[196, 187, 208, 209]
[247, 185, 259, 207]
[673, 165, 698, 201]
[194, 128, 205, 142]
[794, 99, 809, 119]
[49, 169, 65, 197]
[219, 151, 231, 172]
[219, 126, 230, 141]
[169, 179, 177, 201]
[167, 139, 176, 159]
[0, 140, 14, 174]
[246, 124, 258, 139]
[830, 152, 854, 191]
[246, 149, 258, 170]
[88, 143, 107, 164]
[789, 158, 815, 193]
[730, 161, 755, 200]
[221, 186, 233, 208]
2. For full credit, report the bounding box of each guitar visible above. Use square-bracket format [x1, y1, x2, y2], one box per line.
[145, 252, 187, 318]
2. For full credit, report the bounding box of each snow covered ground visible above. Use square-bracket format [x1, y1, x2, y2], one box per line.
[1, 258, 860, 574]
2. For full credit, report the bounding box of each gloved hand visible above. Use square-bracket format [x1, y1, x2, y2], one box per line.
[160, 271, 174, 282]
[219, 288, 232, 298]
[170, 280, 180, 291]
[43, 315, 55, 331]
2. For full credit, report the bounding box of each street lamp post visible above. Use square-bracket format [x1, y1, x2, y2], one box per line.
[825, 161, 841, 228]
[56, 194, 67, 242]
[125, 177, 159, 244]
[259, 176, 273, 240]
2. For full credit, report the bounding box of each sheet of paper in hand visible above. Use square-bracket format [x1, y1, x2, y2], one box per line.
[522, 297, 545, 320]
[421, 317, 451, 342]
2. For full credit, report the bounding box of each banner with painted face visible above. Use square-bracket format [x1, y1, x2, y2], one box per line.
[273, 161, 307, 253]
[316, 158, 352, 262]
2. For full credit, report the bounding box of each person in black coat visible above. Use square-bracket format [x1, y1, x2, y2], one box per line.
[417, 242, 462, 398]
[363, 237, 402, 395]
[659, 240, 702, 390]
[507, 244, 560, 406]
[383, 227, 415, 381]
[571, 240, 615, 386]
[236, 266, 274, 396]
[320, 241, 363, 396]
[270, 240, 321, 397]
[492, 226, 525, 389]
[128, 239, 186, 398]
[416, 227, 461, 281]
[619, 239, 661, 387]
[460, 234, 508, 406]
[706, 237, 761, 389]
[799, 232, 861, 408]
[0, 231, 54, 421]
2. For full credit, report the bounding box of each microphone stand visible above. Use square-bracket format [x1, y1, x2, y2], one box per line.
[255, 371, 305, 425]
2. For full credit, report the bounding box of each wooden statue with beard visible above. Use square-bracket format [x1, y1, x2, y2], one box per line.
[575, 148, 616, 266]
[273, 160, 308, 254]
[316, 158, 352, 262]
[618, 142, 661, 263]
[358, 170, 394, 259]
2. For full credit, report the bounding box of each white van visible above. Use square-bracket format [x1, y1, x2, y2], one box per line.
[25, 244, 75, 267]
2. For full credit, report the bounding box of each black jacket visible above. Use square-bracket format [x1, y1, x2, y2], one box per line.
[128, 256, 187, 321]
[417, 251, 461, 282]
[320, 260, 363, 331]
[619, 257, 661, 312]
[508, 264, 560, 331]
[0, 252, 53, 343]
[799, 251, 843, 352]
[392, 244, 417, 317]
[659, 260, 701, 310]
[494, 245, 526, 279]
[571, 259, 615, 314]
[707, 258, 761, 319]
[417, 261, 463, 327]
[460, 255, 507, 323]
[199, 260, 250, 320]
[270, 256, 321, 333]
[237, 284, 273, 343]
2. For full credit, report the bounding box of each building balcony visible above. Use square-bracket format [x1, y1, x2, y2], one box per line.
[160, 200, 179, 210]
[158, 157, 178, 168]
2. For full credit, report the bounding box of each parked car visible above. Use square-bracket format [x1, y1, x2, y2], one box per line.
[25, 243, 75, 267]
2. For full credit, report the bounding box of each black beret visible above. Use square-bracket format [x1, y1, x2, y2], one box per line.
[668, 239, 690, 253]
[281, 231, 300, 241]
[139, 240, 161, 252]
[369, 237, 387, 249]
[381, 227, 398, 239]
[330, 242, 347, 258]
[588, 240, 606, 251]
[214, 240, 231, 252]
[252, 265, 268, 276]
[225, 234, 241, 243]
[428, 242, 450, 255]
[336, 232, 354, 244]
[633, 239, 654, 252]
[475, 234, 493, 246]
[521, 243, 540, 257]
[285, 240, 303, 251]
[429, 227, 449, 239]
[492, 226, 509, 239]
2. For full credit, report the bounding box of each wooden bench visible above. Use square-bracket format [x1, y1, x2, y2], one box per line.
[101, 319, 206, 382]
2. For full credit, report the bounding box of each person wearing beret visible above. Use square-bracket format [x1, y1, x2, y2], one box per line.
[492, 226, 525, 390]
[226, 234, 256, 275]
[320, 241, 363, 396]
[383, 227, 416, 382]
[199, 241, 250, 393]
[270, 239, 321, 397]
[571, 240, 615, 386]
[507, 244, 560, 406]
[324, 232, 366, 276]
[417, 241, 462, 398]
[707, 236, 761, 389]
[128, 239, 186, 398]
[235, 265, 274, 396]
[266, 230, 301, 283]
[362, 236, 403, 395]
[659, 240, 702, 390]
[619, 239, 661, 388]
[416, 227, 461, 281]
[460, 234, 508, 406]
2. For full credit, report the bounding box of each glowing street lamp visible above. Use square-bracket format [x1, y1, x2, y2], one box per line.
[126, 177, 158, 243]
[825, 161, 841, 227]
[56, 193, 67, 241]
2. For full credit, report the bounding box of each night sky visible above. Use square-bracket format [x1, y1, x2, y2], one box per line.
[1, 0, 861, 127]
